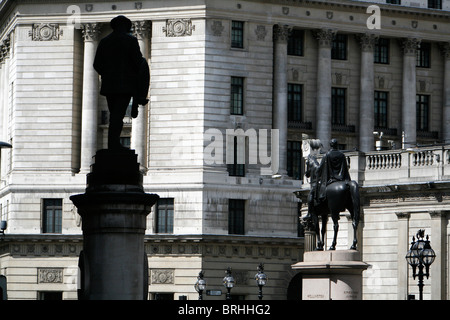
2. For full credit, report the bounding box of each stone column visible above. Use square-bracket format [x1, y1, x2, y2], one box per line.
[357, 34, 377, 152]
[273, 24, 290, 176]
[396, 212, 410, 300]
[429, 211, 447, 300]
[400, 38, 420, 149]
[314, 29, 335, 149]
[440, 43, 450, 143]
[131, 21, 151, 173]
[80, 23, 102, 172]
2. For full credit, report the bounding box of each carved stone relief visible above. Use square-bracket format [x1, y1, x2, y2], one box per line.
[30, 24, 62, 41]
[151, 269, 174, 284]
[164, 19, 195, 37]
[38, 268, 63, 283]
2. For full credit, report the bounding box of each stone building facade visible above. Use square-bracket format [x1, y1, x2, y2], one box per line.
[0, 0, 449, 300]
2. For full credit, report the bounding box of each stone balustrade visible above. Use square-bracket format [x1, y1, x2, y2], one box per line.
[303, 145, 450, 188]
[343, 145, 450, 186]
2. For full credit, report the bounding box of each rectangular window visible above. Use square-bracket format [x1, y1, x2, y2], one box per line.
[288, 84, 303, 122]
[42, 199, 62, 234]
[38, 292, 63, 300]
[230, 77, 244, 115]
[374, 91, 388, 128]
[231, 21, 244, 48]
[331, 88, 346, 125]
[228, 199, 245, 235]
[374, 38, 389, 64]
[332, 34, 347, 60]
[417, 42, 431, 68]
[386, 0, 401, 4]
[287, 29, 304, 56]
[227, 136, 245, 177]
[287, 141, 302, 180]
[156, 198, 174, 234]
[428, 0, 442, 9]
[416, 95, 430, 131]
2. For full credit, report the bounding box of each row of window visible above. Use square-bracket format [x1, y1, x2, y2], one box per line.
[289, 32, 432, 68]
[232, 21, 434, 68]
[386, 0, 442, 9]
[40, 198, 248, 236]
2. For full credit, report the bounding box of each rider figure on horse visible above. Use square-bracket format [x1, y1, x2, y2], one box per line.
[315, 139, 351, 205]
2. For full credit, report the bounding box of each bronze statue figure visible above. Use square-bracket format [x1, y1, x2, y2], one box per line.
[94, 15, 150, 150]
[305, 139, 360, 250]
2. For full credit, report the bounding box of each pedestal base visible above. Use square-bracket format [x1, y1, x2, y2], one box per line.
[71, 149, 159, 300]
[292, 250, 370, 300]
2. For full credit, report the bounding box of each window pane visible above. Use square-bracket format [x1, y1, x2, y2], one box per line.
[416, 95, 429, 131]
[332, 88, 346, 125]
[231, 21, 244, 48]
[288, 84, 302, 122]
[374, 38, 389, 64]
[288, 29, 304, 56]
[287, 141, 302, 180]
[231, 77, 244, 115]
[416, 42, 431, 68]
[332, 34, 347, 60]
[229, 199, 245, 235]
[43, 199, 62, 234]
[374, 91, 388, 128]
[156, 198, 174, 234]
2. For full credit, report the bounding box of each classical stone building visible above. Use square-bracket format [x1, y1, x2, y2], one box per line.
[0, 0, 449, 300]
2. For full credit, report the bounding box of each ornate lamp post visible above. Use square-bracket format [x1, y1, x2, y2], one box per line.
[254, 263, 267, 300]
[405, 229, 436, 300]
[194, 271, 206, 300]
[223, 267, 235, 300]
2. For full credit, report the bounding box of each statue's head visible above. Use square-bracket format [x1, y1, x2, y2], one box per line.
[330, 138, 338, 149]
[111, 15, 132, 33]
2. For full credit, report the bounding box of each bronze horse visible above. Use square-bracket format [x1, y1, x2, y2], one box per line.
[305, 154, 360, 251]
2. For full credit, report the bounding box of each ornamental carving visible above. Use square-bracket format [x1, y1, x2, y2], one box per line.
[313, 29, 335, 48]
[356, 33, 378, 52]
[255, 25, 267, 41]
[400, 38, 420, 56]
[30, 24, 62, 41]
[211, 21, 224, 37]
[38, 268, 63, 283]
[81, 23, 102, 42]
[273, 24, 290, 43]
[132, 21, 151, 40]
[163, 19, 195, 37]
[151, 269, 174, 284]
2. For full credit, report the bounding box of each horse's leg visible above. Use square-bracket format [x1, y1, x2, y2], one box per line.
[321, 213, 327, 250]
[329, 213, 339, 250]
[349, 181, 360, 250]
[312, 213, 323, 251]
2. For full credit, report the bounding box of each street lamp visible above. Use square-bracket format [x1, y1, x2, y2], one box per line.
[254, 263, 267, 300]
[194, 271, 206, 300]
[405, 229, 436, 300]
[223, 267, 234, 300]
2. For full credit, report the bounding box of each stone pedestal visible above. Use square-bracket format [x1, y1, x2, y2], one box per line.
[70, 149, 159, 300]
[292, 250, 370, 300]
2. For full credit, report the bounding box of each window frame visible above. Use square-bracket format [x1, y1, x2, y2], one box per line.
[230, 76, 244, 115]
[331, 34, 347, 60]
[231, 21, 244, 49]
[331, 87, 347, 125]
[374, 91, 389, 128]
[416, 94, 430, 132]
[288, 83, 303, 122]
[155, 198, 174, 234]
[287, 29, 304, 56]
[42, 199, 62, 234]
[374, 38, 390, 64]
[228, 199, 245, 235]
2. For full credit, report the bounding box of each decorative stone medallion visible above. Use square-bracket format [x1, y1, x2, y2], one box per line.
[164, 19, 195, 37]
[30, 24, 62, 41]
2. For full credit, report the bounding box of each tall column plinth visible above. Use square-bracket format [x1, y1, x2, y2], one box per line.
[292, 250, 370, 300]
[70, 149, 159, 300]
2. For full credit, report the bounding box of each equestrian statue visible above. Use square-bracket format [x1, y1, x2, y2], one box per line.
[304, 139, 360, 251]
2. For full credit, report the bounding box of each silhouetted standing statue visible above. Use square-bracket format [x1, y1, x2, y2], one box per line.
[94, 15, 150, 150]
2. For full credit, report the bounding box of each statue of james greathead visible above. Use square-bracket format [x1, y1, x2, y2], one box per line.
[94, 15, 150, 150]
